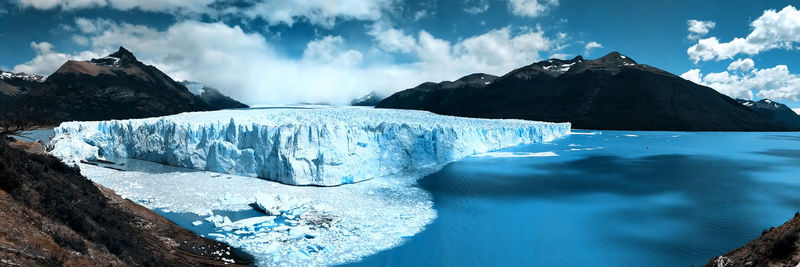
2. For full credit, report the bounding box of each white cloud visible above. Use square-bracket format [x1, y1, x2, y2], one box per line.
[236, 0, 395, 28]
[12, 41, 100, 75]
[686, 20, 715, 40]
[583, 41, 603, 55]
[15, 19, 557, 105]
[17, 0, 214, 12]
[792, 108, 800, 115]
[17, 0, 106, 10]
[15, 0, 395, 28]
[368, 24, 417, 53]
[753, 66, 800, 101]
[463, 0, 489, 14]
[679, 69, 702, 84]
[687, 5, 800, 62]
[726, 58, 754, 72]
[681, 64, 800, 101]
[302, 36, 363, 66]
[549, 53, 570, 60]
[681, 68, 753, 100]
[508, 0, 558, 17]
[412, 10, 431, 21]
[369, 24, 556, 75]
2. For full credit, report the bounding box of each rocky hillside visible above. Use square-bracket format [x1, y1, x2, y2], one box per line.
[0, 138, 253, 266]
[706, 213, 800, 267]
[378, 52, 794, 131]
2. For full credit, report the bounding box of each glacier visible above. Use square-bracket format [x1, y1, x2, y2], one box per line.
[50, 107, 570, 186]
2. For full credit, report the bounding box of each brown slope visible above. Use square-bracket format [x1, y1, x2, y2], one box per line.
[23, 47, 215, 122]
[0, 139, 254, 266]
[706, 213, 800, 267]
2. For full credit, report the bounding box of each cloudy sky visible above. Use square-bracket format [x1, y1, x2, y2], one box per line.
[1, 0, 800, 108]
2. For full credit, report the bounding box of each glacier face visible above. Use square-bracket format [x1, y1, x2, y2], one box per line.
[51, 107, 570, 186]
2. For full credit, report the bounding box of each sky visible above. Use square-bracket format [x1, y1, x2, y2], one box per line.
[1, 0, 800, 108]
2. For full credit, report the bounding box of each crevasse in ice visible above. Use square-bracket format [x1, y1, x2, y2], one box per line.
[51, 107, 570, 185]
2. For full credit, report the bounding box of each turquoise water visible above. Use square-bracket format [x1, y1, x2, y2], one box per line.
[344, 131, 800, 266]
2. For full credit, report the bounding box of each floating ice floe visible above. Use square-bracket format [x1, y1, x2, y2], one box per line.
[474, 151, 559, 158]
[568, 147, 604, 151]
[76, 156, 442, 266]
[569, 131, 601, 135]
[51, 107, 570, 186]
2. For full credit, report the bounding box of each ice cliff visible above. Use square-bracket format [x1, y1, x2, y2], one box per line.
[51, 107, 570, 186]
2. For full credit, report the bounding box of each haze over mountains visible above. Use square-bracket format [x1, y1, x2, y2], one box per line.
[377, 52, 800, 131]
[0, 47, 246, 123]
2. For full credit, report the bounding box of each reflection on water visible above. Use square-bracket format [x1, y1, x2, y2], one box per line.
[346, 131, 800, 267]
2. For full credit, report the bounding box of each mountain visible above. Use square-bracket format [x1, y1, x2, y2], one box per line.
[350, 91, 386, 106]
[376, 73, 498, 113]
[0, 70, 44, 103]
[21, 47, 217, 122]
[377, 52, 794, 131]
[3, 47, 248, 123]
[737, 98, 800, 128]
[180, 81, 249, 109]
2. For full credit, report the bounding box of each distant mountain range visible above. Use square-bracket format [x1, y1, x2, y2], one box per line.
[737, 98, 800, 128]
[377, 52, 799, 131]
[350, 91, 387, 106]
[0, 47, 247, 123]
[180, 81, 248, 110]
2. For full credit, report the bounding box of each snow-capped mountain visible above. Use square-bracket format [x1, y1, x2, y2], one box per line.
[737, 98, 800, 128]
[0, 71, 45, 83]
[0, 71, 45, 105]
[180, 81, 249, 109]
[350, 91, 385, 106]
[532, 55, 585, 74]
[378, 52, 795, 131]
[2, 47, 248, 122]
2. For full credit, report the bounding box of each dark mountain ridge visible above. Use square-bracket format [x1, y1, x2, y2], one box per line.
[377, 52, 795, 131]
[737, 98, 800, 128]
[180, 81, 249, 109]
[2, 47, 247, 123]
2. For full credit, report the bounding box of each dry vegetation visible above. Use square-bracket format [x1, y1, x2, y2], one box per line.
[0, 138, 254, 266]
[706, 213, 800, 267]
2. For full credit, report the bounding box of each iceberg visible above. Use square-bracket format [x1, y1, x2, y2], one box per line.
[51, 107, 570, 186]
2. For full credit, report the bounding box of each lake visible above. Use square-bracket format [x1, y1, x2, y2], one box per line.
[344, 131, 800, 266]
[62, 128, 800, 266]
